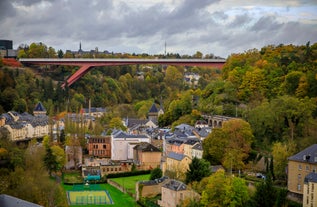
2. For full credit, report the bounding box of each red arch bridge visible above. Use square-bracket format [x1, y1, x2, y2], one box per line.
[19, 58, 226, 87]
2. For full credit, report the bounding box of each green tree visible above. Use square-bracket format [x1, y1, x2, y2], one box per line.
[185, 157, 211, 184]
[43, 146, 58, 176]
[51, 145, 66, 172]
[272, 141, 296, 180]
[201, 169, 250, 207]
[252, 175, 276, 207]
[109, 117, 126, 130]
[150, 167, 162, 180]
[203, 119, 254, 171]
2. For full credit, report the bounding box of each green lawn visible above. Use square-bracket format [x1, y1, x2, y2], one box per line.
[63, 183, 140, 207]
[63, 172, 83, 184]
[110, 174, 151, 194]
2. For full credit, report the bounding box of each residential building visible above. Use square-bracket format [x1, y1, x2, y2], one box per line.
[136, 176, 169, 201]
[87, 136, 111, 158]
[288, 144, 317, 198]
[0, 110, 49, 141]
[165, 152, 191, 180]
[111, 130, 150, 161]
[124, 118, 157, 135]
[303, 172, 317, 207]
[133, 142, 162, 170]
[158, 179, 200, 207]
[183, 139, 200, 159]
[192, 142, 203, 159]
[33, 102, 47, 117]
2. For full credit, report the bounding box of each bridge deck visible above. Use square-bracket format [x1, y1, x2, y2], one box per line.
[19, 58, 226, 87]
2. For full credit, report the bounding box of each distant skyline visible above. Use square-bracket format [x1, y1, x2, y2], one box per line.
[1, 0, 317, 58]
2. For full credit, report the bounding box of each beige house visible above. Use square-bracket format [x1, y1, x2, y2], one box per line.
[158, 179, 200, 207]
[136, 176, 169, 201]
[0, 110, 49, 141]
[165, 152, 191, 181]
[182, 139, 200, 160]
[303, 172, 317, 207]
[133, 142, 162, 170]
[191, 142, 203, 159]
[288, 144, 317, 198]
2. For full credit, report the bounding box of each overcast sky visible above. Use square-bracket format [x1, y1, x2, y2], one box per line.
[1, 0, 317, 58]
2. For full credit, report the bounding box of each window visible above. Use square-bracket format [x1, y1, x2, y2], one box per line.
[103, 145, 107, 149]
[298, 174, 302, 180]
[299, 164, 302, 170]
[306, 165, 310, 171]
[297, 184, 301, 191]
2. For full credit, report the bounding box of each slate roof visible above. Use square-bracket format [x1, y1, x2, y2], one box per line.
[112, 130, 148, 139]
[288, 144, 317, 164]
[34, 102, 46, 112]
[192, 142, 203, 151]
[167, 152, 185, 161]
[304, 172, 317, 183]
[125, 118, 149, 128]
[82, 107, 106, 113]
[139, 176, 169, 186]
[0, 194, 43, 207]
[163, 179, 187, 191]
[134, 142, 161, 152]
[184, 138, 199, 146]
[149, 103, 158, 113]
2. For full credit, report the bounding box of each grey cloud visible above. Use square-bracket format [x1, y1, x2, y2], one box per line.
[251, 16, 282, 32]
[0, 0, 16, 19]
[229, 13, 252, 27]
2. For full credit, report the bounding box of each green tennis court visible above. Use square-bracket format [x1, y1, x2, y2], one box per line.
[67, 190, 113, 205]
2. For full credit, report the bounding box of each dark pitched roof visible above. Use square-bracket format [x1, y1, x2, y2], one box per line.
[0, 194, 43, 207]
[34, 102, 46, 112]
[304, 172, 317, 183]
[192, 142, 203, 150]
[112, 130, 148, 139]
[149, 103, 158, 113]
[133, 142, 161, 152]
[167, 152, 185, 161]
[184, 138, 199, 146]
[163, 179, 187, 191]
[288, 144, 317, 164]
[125, 118, 148, 128]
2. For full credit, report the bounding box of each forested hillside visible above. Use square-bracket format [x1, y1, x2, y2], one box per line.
[0, 42, 316, 149]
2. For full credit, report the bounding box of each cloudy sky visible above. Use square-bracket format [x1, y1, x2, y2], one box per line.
[1, 0, 317, 58]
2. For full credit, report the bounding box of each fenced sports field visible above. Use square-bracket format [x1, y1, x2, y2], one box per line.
[66, 184, 113, 205]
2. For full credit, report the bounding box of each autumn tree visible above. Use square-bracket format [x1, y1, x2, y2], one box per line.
[272, 141, 297, 180]
[203, 119, 254, 171]
[201, 169, 250, 207]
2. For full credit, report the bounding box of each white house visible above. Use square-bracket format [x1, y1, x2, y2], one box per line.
[111, 130, 150, 161]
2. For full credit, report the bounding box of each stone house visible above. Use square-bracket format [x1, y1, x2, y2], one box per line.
[136, 176, 169, 201]
[288, 144, 317, 199]
[158, 179, 200, 207]
[191, 142, 203, 159]
[303, 172, 317, 207]
[165, 152, 191, 181]
[133, 142, 162, 170]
